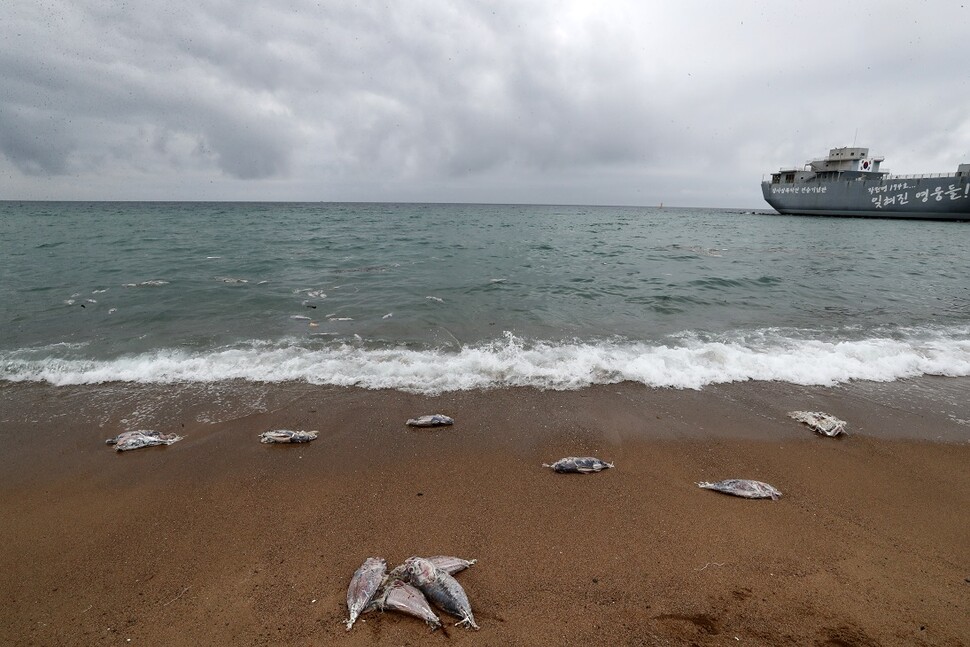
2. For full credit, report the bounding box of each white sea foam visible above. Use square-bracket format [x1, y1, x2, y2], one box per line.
[3, 328, 970, 394]
[293, 288, 327, 297]
[123, 280, 169, 287]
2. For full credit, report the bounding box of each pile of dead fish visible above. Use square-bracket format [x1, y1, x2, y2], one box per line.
[104, 430, 182, 452]
[346, 555, 478, 632]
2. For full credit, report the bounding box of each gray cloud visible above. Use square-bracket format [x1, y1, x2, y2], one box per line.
[0, 107, 75, 174]
[2, 1, 968, 205]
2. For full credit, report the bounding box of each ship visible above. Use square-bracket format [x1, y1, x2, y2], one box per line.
[762, 147, 970, 220]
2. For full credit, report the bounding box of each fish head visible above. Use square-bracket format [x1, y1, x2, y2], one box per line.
[403, 557, 437, 586]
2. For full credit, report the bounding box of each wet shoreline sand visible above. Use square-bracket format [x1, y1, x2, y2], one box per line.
[2, 379, 969, 645]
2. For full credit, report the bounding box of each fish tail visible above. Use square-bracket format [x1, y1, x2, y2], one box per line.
[456, 617, 480, 630]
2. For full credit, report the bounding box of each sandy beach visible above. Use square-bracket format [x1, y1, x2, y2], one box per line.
[1, 379, 968, 646]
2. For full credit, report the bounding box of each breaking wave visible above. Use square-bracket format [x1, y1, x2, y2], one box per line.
[3, 328, 970, 394]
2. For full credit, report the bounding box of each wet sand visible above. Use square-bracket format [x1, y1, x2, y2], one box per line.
[1, 379, 968, 646]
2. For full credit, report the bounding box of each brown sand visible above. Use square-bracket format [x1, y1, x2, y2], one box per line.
[1, 379, 968, 646]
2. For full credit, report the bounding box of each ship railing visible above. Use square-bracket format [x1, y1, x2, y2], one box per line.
[886, 172, 956, 180]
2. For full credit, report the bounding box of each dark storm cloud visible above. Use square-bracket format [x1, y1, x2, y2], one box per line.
[0, 108, 75, 175]
[1, 1, 968, 204]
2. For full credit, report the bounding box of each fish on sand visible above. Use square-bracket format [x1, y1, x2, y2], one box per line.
[543, 456, 614, 473]
[258, 430, 318, 444]
[370, 579, 442, 630]
[697, 479, 782, 500]
[788, 410, 847, 437]
[425, 555, 477, 575]
[406, 414, 454, 427]
[385, 555, 476, 583]
[346, 557, 386, 631]
[402, 557, 479, 630]
[105, 430, 182, 452]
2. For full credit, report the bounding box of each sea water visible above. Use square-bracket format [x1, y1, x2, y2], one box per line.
[2, 201, 969, 393]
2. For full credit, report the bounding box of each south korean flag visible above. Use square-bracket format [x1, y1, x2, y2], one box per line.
[860, 158, 875, 171]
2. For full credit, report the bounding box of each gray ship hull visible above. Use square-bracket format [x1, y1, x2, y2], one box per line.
[762, 175, 970, 221]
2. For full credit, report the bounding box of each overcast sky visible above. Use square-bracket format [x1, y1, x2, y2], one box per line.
[2, 1, 968, 207]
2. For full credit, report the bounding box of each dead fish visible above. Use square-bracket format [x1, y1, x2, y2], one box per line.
[403, 557, 478, 630]
[697, 479, 782, 500]
[788, 410, 846, 437]
[346, 557, 386, 631]
[372, 579, 442, 630]
[542, 456, 614, 473]
[105, 430, 182, 452]
[382, 555, 473, 593]
[258, 430, 318, 444]
[426, 555, 477, 575]
[406, 414, 454, 427]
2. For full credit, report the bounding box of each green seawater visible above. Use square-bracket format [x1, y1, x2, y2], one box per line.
[1, 201, 968, 391]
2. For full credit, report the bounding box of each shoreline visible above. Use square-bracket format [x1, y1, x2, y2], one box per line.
[1, 378, 969, 645]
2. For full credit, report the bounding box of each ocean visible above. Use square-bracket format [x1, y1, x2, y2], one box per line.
[2, 201, 969, 394]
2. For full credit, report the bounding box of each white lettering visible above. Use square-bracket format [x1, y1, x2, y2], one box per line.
[780, 181, 966, 206]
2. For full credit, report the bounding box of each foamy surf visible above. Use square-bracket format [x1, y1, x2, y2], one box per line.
[2, 328, 969, 394]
